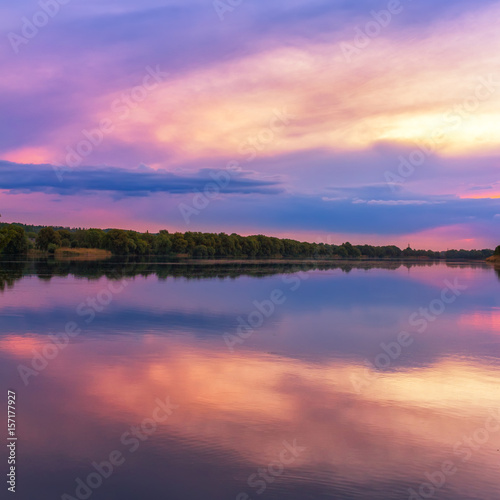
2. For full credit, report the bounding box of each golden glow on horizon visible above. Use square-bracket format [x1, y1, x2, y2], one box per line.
[461, 192, 500, 199]
[376, 114, 500, 154]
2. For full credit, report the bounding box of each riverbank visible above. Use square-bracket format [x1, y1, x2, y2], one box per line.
[55, 248, 112, 260]
[19, 253, 495, 265]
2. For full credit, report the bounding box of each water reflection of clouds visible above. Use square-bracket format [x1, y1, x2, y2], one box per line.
[1, 335, 499, 500]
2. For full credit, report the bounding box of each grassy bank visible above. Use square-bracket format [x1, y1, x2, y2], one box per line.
[55, 248, 112, 260]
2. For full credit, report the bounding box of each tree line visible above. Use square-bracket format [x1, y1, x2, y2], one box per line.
[0, 222, 495, 260]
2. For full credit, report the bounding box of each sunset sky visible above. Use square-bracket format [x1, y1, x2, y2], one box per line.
[1, 0, 499, 249]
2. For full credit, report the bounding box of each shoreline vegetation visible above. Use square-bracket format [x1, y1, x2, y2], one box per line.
[0, 221, 497, 262]
[486, 246, 500, 265]
[53, 248, 112, 260]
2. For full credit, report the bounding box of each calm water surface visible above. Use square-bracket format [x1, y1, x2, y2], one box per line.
[1, 260, 499, 500]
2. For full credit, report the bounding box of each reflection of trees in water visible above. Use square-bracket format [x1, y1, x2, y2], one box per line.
[0, 257, 497, 290]
[495, 267, 500, 281]
[0, 262, 24, 291]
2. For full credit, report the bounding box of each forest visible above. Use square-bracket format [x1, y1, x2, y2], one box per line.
[0, 222, 495, 261]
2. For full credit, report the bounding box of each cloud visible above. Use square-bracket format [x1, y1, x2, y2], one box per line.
[466, 185, 494, 191]
[352, 199, 445, 206]
[133, 191, 497, 238]
[3, 0, 500, 168]
[0, 161, 281, 196]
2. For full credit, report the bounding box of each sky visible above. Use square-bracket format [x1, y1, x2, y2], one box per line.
[0, 0, 499, 249]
